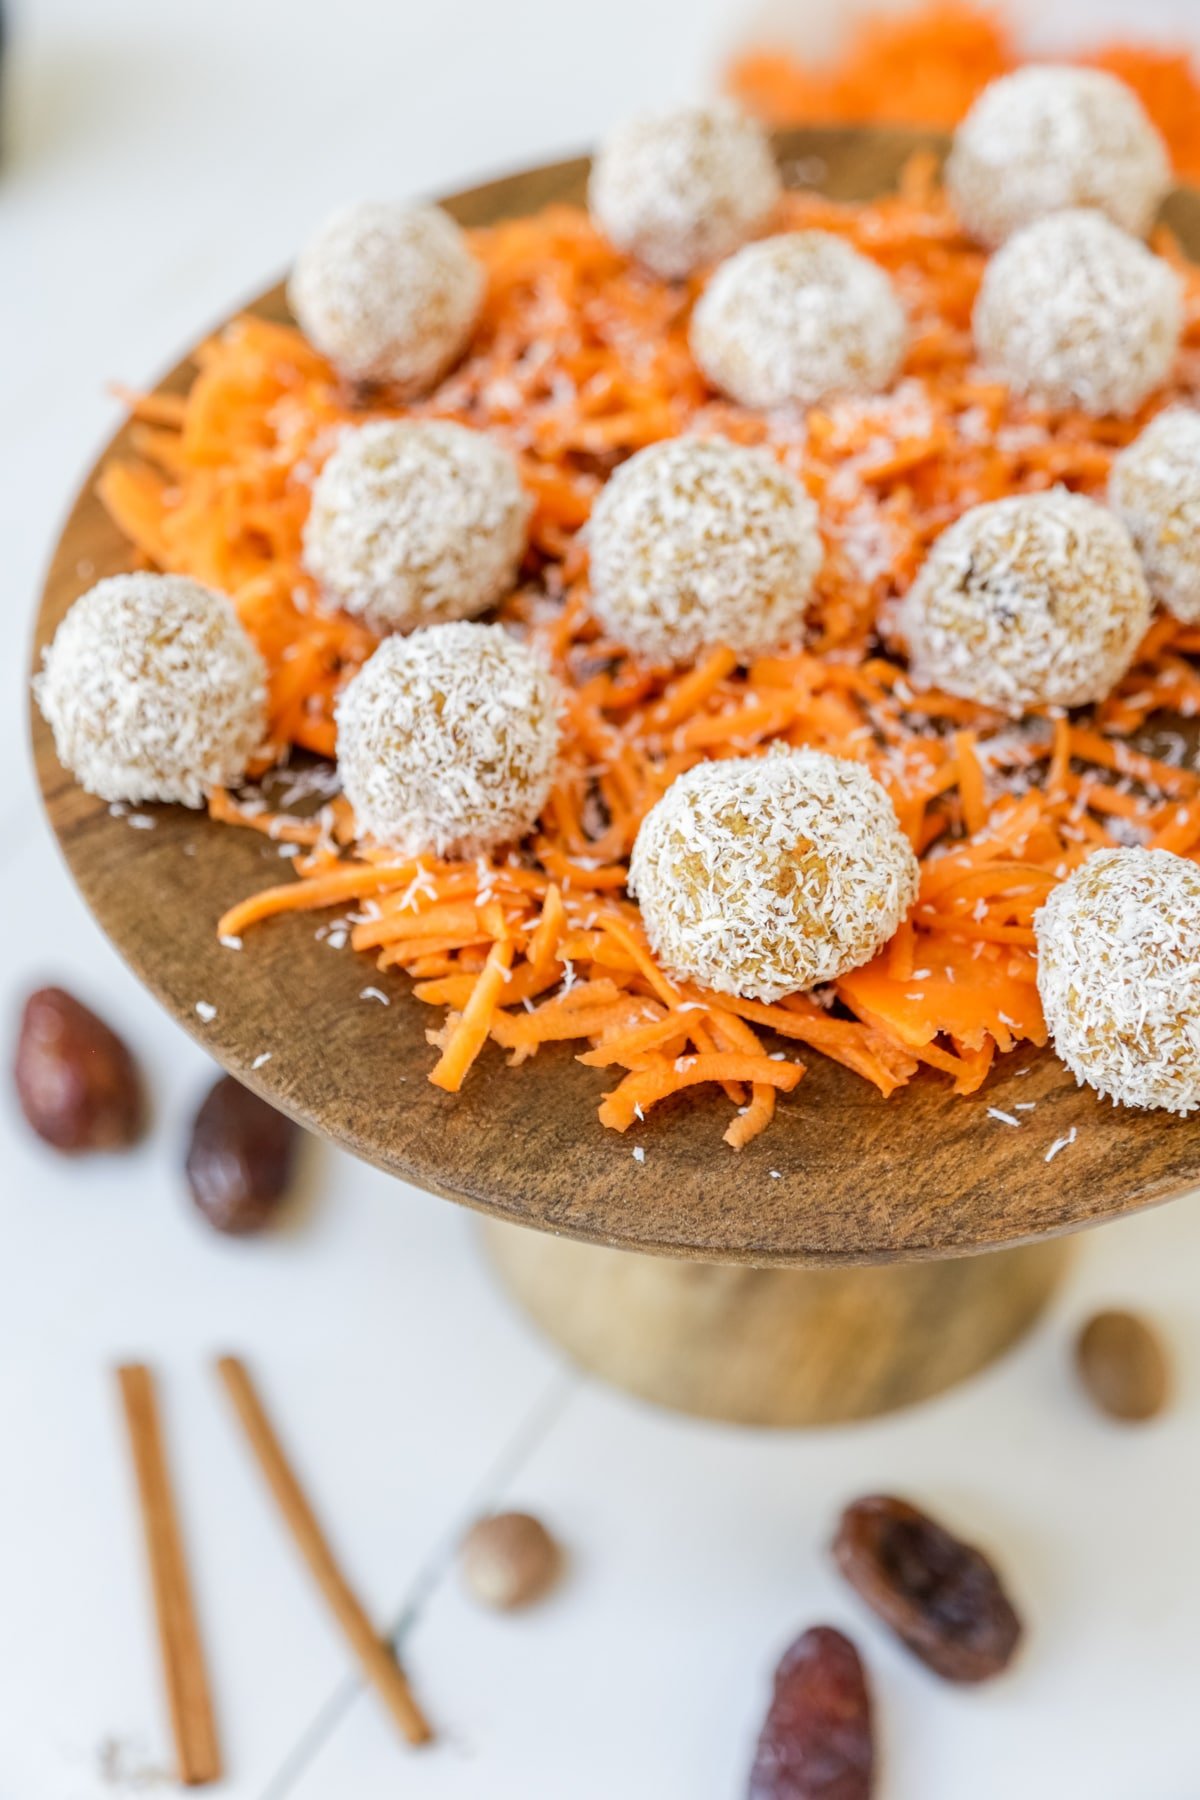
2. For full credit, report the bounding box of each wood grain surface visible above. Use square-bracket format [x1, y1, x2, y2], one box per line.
[30, 127, 1200, 1268]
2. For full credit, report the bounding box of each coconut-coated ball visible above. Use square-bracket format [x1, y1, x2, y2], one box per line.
[629, 750, 918, 1003]
[303, 419, 531, 634]
[974, 209, 1183, 417]
[35, 573, 267, 807]
[587, 437, 822, 664]
[589, 103, 781, 281]
[1036, 847, 1200, 1114]
[901, 490, 1150, 715]
[289, 202, 483, 396]
[1110, 407, 1200, 623]
[947, 65, 1170, 248]
[335, 622, 560, 856]
[690, 231, 907, 412]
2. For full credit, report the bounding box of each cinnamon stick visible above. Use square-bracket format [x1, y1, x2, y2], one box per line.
[115, 1363, 221, 1786]
[214, 1355, 431, 1745]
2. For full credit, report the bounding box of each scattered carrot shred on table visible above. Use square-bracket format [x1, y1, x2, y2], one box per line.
[726, 1, 1200, 183]
[100, 162, 1200, 1147]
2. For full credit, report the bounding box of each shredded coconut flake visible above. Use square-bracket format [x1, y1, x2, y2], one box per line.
[195, 1001, 217, 1024]
[588, 436, 822, 663]
[289, 202, 482, 394]
[690, 231, 907, 411]
[630, 748, 918, 1002]
[1036, 847, 1200, 1113]
[589, 103, 780, 280]
[1110, 406, 1200, 624]
[974, 209, 1182, 417]
[1045, 1125, 1078, 1163]
[947, 65, 1169, 247]
[304, 419, 531, 634]
[336, 622, 560, 857]
[35, 573, 267, 808]
[902, 490, 1150, 714]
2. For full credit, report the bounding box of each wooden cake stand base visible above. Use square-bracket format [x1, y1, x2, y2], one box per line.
[483, 1222, 1071, 1426]
[32, 129, 1200, 1434]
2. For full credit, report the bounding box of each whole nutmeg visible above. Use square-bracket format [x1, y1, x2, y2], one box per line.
[459, 1511, 561, 1610]
[14, 986, 143, 1153]
[185, 1074, 299, 1235]
[1076, 1309, 1169, 1422]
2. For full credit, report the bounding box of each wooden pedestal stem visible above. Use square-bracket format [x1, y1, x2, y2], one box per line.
[482, 1221, 1071, 1427]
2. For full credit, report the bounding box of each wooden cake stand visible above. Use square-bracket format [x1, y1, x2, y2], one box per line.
[31, 128, 1200, 1425]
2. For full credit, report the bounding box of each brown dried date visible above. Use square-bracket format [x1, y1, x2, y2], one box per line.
[14, 986, 143, 1152]
[748, 1626, 874, 1800]
[186, 1074, 298, 1234]
[832, 1495, 1020, 1684]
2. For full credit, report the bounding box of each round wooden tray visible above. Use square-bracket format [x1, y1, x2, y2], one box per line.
[30, 126, 1200, 1270]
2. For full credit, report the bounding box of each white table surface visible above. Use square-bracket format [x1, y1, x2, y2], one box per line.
[4, 3, 1200, 1795]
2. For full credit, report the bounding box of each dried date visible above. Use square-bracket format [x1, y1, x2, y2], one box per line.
[14, 986, 142, 1153]
[832, 1495, 1020, 1683]
[185, 1074, 299, 1235]
[747, 1625, 874, 1800]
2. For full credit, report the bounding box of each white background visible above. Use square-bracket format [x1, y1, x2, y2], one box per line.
[4, 2, 1200, 1796]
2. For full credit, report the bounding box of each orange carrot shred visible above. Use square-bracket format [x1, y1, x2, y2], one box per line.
[429, 938, 515, 1092]
[92, 163, 1200, 1148]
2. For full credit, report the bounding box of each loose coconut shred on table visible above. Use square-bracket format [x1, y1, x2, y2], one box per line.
[99, 158, 1200, 1148]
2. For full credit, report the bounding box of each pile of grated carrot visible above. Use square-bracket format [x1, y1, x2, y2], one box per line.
[99, 158, 1200, 1147]
[727, 1, 1200, 182]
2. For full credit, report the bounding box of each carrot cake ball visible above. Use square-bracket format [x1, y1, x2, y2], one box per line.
[947, 65, 1170, 248]
[303, 419, 531, 635]
[901, 490, 1150, 715]
[629, 750, 918, 1003]
[1110, 407, 1200, 623]
[1036, 847, 1200, 1114]
[690, 232, 907, 411]
[289, 202, 483, 395]
[35, 573, 267, 807]
[587, 437, 822, 664]
[973, 210, 1183, 417]
[335, 622, 560, 856]
[588, 103, 780, 280]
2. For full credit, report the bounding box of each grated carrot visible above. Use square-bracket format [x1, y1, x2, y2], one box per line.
[726, 2, 1200, 183]
[94, 164, 1200, 1150]
[429, 937, 515, 1092]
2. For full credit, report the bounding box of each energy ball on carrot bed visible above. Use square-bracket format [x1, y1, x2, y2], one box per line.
[629, 750, 918, 1004]
[1110, 407, 1200, 623]
[690, 231, 907, 412]
[588, 103, 780, 281]
[974, 210, 1183, 418]
[947, 65, 1170, 248]
[1035, 847, 1200, 1114]
[303, 419, 531, 635]
[587, 436, 822, 664]
[35, 572, 267, 807]
[335, 622, 560, 857]
[289, 202, 483, 396]
[900, 490, 1150, 715]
